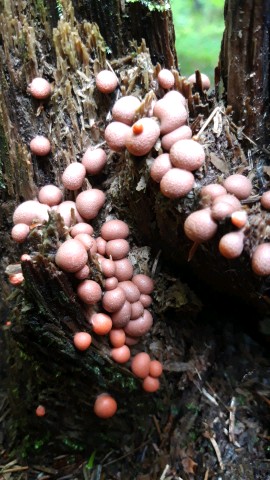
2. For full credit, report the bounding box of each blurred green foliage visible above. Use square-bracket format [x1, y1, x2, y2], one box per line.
[171, 0, 225, 84]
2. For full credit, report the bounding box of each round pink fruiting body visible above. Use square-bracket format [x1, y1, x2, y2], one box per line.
[38, 185, 63, 206]
[74, 264, 90, 280]
[13, 200, 50, 225]
[153, 93, 188, 134]
[77, 280, 102, 305]
[261, 191, 270, 210]
[105, 277, 118, 290]
[9, 273, 24, 285]
[157, 69, 175, 89]
[96, 236, 107, 255]
[73, 332, 92, 351]
[117, 281, 140, 302]
[142, 376, 160, 392]
[211, 195, 242, 221]
[149, 360, 163, 377]
[111, 345, 131, 364]
[29, 77, 51, 99]
[35, 405, 46, 417]
[125, 118, 160, 156]
[218, 231, 245, 259]
[161, 125, 192, 151]
[188, 73, 211, 90]
[96, 70, 118, 94]
[91, 313, 112, 335]
[99, 257, 116, 277]
[124, 310, 153, 336]
[111, 300, 131, 327]
[223, 174, 252, 200]
[184, 208, 218, 243]
[132, 274, 154, 294]
[21, 253, 31, 261]
[81, 148, 107, 175]
[93, 394, 117, 419]
[112, 95, 141, 125]
[140, 294, 152, 307]
[150, 153, 172, 183]
[30, 136, 51, 156]
[75, 233, 96, 253]
[160, 168, 195, 198]
[109, 328, 126, 348]
[114, 258, 134, 281]
[106, 239, 130, 260]
[11, 223, 30, 243]
[57, 201, 83, 227]
[101, 219, 129, 240]
[125, 335, 140, 346]
[71, 223, 94, 237]
[55, 239, 88, 272]
[131, 352, 151, 378]
[130, 301, 144, 319]
[200, 184, 227, 205]
[75, 189, 106, 220]
[170, 139, 205, 171]
[104, 122, 130, 152]
[251, 243, 270, 276]
[231, 210, 248, 229]
[102, 287, 126, 312]
[62, 163, 86, 191]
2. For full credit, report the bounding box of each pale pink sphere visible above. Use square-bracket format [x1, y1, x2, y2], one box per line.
[96, 236, 107, 255]
[13, 200, 50, 225]
[231, 210, 248, 229]
[130, 301, 144, 319]
[125, 118, 160, 156]
[157, 69, 175, 89]
[251, 243, 270, 276]
[170, 139, 205, 171]
[75, 234, 97, 254]
[101, 219, 129, 240]
[38, 185, 63, 206]
[111, 345, 131, 364]
[124, 310, 153, 336]
[131, 352, 151, 378]
[211, 195, 242, 221]
[99, 257, 116, 277]
[200, 184, 227, 205]
[219, 231, 245, 259]
[140, 294, 152, 307]
[62, 163, 86, 190]
[125, 335, 139, 346]
[132, 274, 154, 294]
[74, 264, 90, 280]
[55, 239, 88, 272]
[109, 328, 126, 348]
[77, 279, 102, 304]
[153, 93, 188, 134]
[105, 277, 118, 290]
[91, 312, 113, 335]
[188, 73, 211, 90]
[102, 287, 126, 312]
[105, 122, 130, 152]
[118, 281, 140, 302]
[142, 376, 160, 392]
[96, 70, 118, 93]
[149, 360, 163, 377]
[57, 201, 83, 226]
[70, 222, 94, 237]
[112, 95, 141, 125]
[114, 258, 134, 281]
[150, 153, 172, 183]
[29, 77, 52, 99]
[111, 300, 132, 327]
[184, 208, 218, 243]
[161, 125, 192, 151]
[160, 168, 195, 198]
[106, 239, 130, 260]
[223, 174, 252, 200]
[11, 223, 30, 243]
[73, 332, 92, 351]
[75, 189, 106, 220]
[261, 191, 270, 210]
[81, 148, 107, 175]
[30, 136, 51, 156]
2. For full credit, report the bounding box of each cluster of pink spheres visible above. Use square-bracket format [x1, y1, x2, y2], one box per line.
[10, 66, 270, 418]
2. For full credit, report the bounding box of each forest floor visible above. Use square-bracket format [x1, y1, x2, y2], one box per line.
[1, 288, 270, 480]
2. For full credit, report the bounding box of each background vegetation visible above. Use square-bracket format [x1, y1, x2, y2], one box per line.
[171, 0, 225, 84]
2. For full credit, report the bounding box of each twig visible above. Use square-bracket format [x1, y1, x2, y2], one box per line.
[160, 464, 170, 480]
[228, 396, 236, 444]
[201, 387, 219, 406]
[194, 106, 222, 139]
[204, 431, 224, 471]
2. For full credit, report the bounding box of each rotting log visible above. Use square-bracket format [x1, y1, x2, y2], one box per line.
[0, 0, 270, 470]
